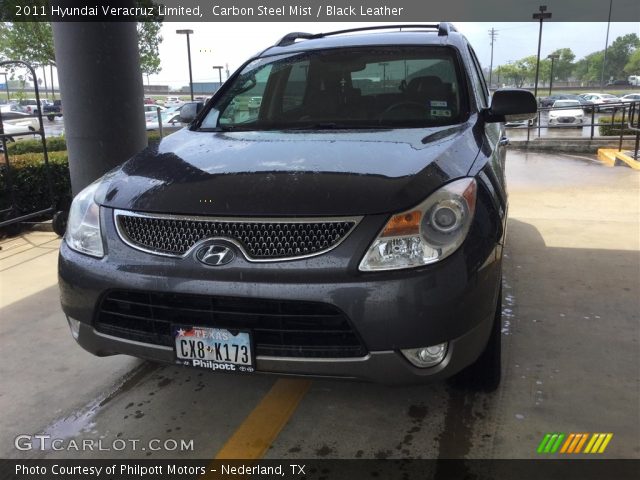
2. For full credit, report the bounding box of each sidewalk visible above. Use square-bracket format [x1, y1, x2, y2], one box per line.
[0, 231, 61, 308]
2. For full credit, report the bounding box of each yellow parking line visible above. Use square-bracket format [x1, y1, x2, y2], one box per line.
[214, 378, 312, 460]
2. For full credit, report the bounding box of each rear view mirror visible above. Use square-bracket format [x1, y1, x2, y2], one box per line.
[179, 102, 204, 123]
[483, 89, 537, 123]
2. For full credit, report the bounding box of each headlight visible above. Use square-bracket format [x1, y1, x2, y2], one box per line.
[359, 178, 476, 271]
[549, 112, 558, 118]
[65, 181, 104, 258]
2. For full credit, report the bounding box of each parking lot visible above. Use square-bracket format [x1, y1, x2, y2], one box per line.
[1, 149, 638, 461]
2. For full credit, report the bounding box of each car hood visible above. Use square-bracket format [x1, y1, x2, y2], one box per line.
[97, 123, 481, 216]
[551, 108, 583, 115]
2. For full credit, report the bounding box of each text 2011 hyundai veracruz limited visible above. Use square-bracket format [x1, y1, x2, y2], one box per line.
[59, 24, 536, 389]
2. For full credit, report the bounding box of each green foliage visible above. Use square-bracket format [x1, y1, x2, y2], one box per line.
[6, 136, 67, 155]
[0, 151, 71, 214]
[547, 48, 576, 81]
[137, 17, 164, 76]
[624, 49, 640, 75]
[1, 12, 164, 77]
[0, 21, 55, 66]
[599, 117, 637, 136]
[605, 34, 640, 80]
[494, 33, 638, 86]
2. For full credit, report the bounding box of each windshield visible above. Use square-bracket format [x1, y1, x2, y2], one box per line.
[200, 46, 465, 130]
[553, 100, 581, 108]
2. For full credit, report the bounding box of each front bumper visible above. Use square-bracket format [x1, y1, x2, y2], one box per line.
[69, 312, 494, 384]
[59, 205, 502, 384]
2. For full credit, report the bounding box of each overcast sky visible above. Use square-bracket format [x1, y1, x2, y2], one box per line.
[149, 22, 640, 87]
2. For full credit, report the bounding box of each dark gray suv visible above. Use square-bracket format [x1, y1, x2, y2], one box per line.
[58, 24, 536, 389]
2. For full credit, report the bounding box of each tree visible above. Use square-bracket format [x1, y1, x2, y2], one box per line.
[138, 21, 163, 77]
[0, 22, 55, 66]
[0, 19, 163, 77]
[605, 33, 639, 80]
[547, 48, 575, 81]
[624, 49, 640, 75]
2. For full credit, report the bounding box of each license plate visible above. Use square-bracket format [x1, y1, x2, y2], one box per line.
[174, 326, 254, 373]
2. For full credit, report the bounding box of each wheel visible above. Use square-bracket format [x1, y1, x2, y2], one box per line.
[52, 211, 68, 237]
[47, 115, 55, 121]
[450, 282, 502, 392]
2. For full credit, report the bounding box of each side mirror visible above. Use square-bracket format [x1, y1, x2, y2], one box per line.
[179, 102, 204, 123]
[483, 89, 537, 123]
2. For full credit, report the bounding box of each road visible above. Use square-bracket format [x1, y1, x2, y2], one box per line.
[0, 150, 638, 463]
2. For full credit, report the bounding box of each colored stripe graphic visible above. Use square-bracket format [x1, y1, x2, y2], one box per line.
[539, 433, 613, 454]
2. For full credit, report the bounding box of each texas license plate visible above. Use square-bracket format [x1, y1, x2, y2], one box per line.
[174, 326, 254, 373]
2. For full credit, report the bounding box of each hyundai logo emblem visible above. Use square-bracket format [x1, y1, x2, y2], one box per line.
[196, 244, 235, 266]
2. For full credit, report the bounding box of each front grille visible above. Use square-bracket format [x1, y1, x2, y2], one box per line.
[95, 290, 367, 358]
[115, 211, 358, 260]
[558, 116, 575, 123]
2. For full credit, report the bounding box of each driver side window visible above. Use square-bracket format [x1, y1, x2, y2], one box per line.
[219, 65, 272, 125]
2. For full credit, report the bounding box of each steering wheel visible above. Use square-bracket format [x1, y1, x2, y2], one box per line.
[379, 101, 428, 122]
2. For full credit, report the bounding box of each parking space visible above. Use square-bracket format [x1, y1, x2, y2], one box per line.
[0, 150, 638, 460]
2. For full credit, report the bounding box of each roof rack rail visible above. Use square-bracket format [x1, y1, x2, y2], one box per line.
[437, 22, 458, 36]
[274, 23, 457, 47]
[276, 32, 315, 47]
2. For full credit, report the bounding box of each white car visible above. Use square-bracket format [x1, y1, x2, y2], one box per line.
[580, 93, 621, 112]
[144, 104, 166, 114]
[1, 113, 40, 140]
[620, 93, 640, 103]
[548, 100, 586, 128]
[145, 109, 182, 131]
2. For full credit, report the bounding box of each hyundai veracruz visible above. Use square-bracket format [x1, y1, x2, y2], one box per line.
[59, 24, 536, 390]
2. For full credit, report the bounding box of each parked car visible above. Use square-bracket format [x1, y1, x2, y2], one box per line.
[0, 111, 39, 140]
[548, 100, 585, 128]
[143, 104, 166, 114]
[43, 99, 63, 121]
[606, 79, 629, 87]
[620, 93, 640, 103]
[59, 24, 536, 389]
[0, 103, 27, 114]
[18, 98, 49, 116]
[165, 96, 182, 105]
[580, 93, 621, 112]
[145, 110, 182, 130]
[540, 94, 594, 112]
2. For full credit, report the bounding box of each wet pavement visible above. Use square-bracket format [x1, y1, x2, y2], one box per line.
[0, 150, 638, 461]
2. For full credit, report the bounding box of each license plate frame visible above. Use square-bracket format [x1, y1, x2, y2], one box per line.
[173, 325, 255, 373]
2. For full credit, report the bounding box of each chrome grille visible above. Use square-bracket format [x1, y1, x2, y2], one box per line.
[115, 210, 359, 260]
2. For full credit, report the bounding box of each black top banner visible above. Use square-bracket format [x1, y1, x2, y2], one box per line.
[1, 0, 639, 22]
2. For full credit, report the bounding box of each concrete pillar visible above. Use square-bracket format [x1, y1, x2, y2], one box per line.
[52, 21, 147, 195]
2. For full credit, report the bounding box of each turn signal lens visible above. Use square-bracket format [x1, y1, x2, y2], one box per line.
[381, 211, 421, 237]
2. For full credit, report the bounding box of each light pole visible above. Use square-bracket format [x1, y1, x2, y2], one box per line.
[600, 0, 613, 91]
[176, 29, 194, 100]
[547, 53, 559, 95]
[488, 28, 498, 88]
[532, 5, 552, 99]
[530, 5, 552, 142]
[212, 65, 223, 90]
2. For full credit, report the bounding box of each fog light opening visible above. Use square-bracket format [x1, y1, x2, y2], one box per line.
[401, 342, 448, 368]
[67, 316, 81, 340]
